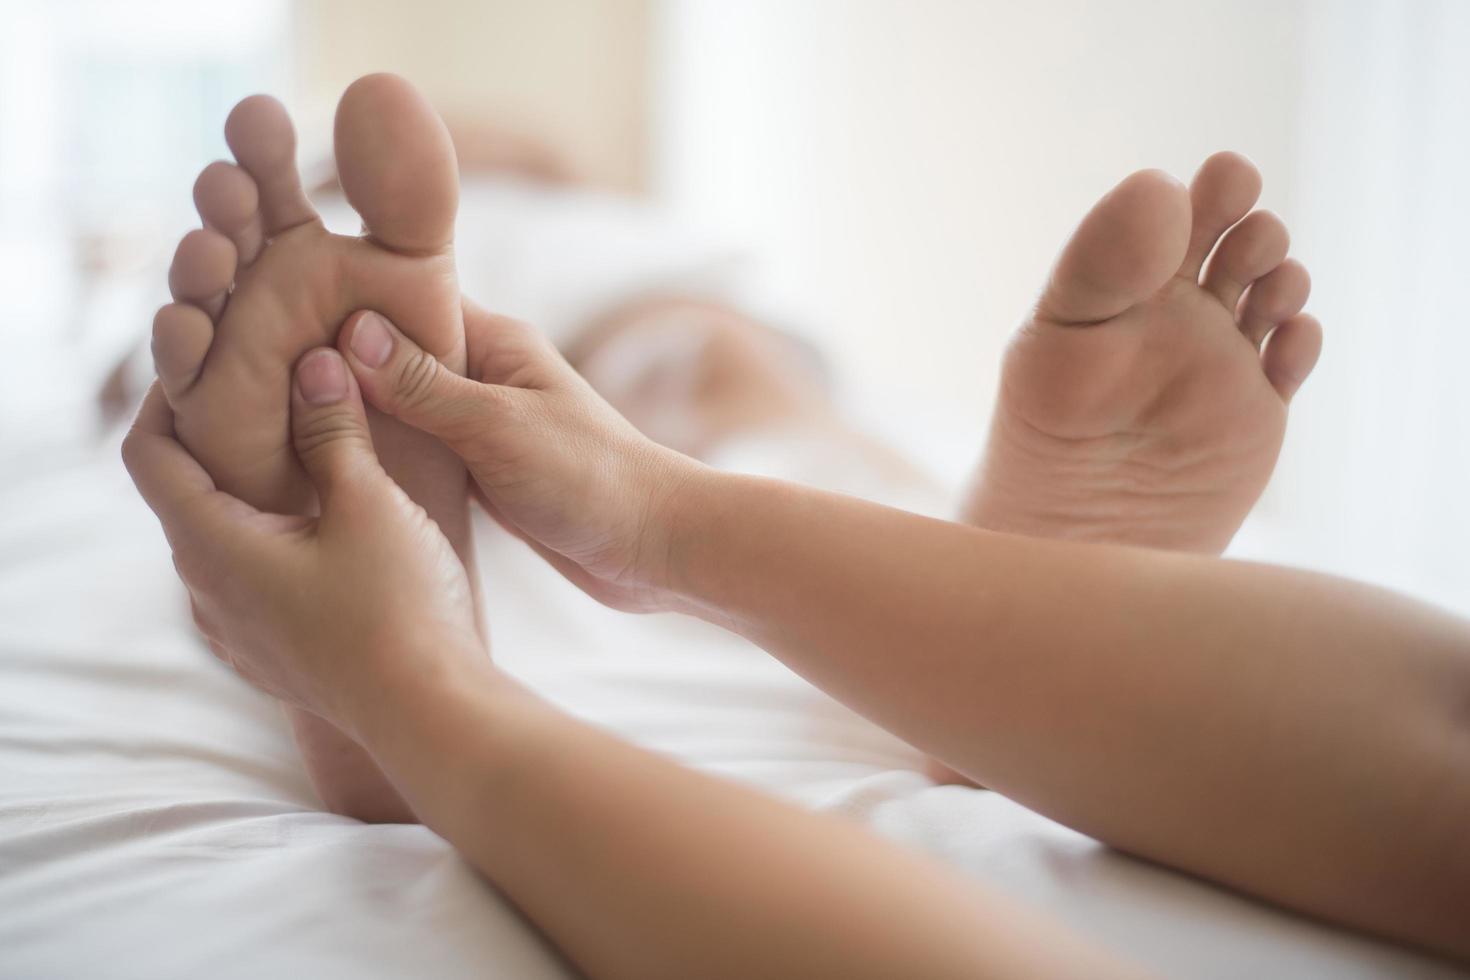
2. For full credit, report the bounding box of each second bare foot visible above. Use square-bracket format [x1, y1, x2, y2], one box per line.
[964, 153, 1322, 553]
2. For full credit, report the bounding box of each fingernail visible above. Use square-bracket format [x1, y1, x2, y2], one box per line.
[297, 349, 348, 405]
[350, 312, 393, 368]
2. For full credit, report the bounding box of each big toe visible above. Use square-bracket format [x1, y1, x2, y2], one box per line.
[1038, 169, 1191, 325]
[334, 73, 459, 254]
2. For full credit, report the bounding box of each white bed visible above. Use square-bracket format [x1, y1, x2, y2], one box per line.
[2, 175, 1463, 977]
[0, 406, 1463, 979]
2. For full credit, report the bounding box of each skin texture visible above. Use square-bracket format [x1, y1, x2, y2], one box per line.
[940, 157, 1319, 786]
[123, 372, 1143, 980]
[337, 304, 699, 612]
[155, 75, 473, 822]
[138, 125, 1468, 965]
[320, 303, 1469, 963]
[964, 153, 1322, 553]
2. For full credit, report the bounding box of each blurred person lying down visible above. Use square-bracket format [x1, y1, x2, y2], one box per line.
[121, 74, 1466, 978]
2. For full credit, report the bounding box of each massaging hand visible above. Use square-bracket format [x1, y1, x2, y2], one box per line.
[122, 353, 483, 736]
[125, 327, 1138, 980]
[335, 300, 702, 611]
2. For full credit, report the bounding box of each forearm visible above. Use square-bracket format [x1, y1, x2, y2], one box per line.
[356, 654, 1142, 980]
[666, 470, 1470, 957]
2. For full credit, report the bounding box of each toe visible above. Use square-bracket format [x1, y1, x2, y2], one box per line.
[1179, 151, 1262, 280]
[1201, 210, 1289, 312]
[168, 229, 238, 320]
[1036, 169, 1191, 324]
[224, 95, 319, 237]
[1261, 313, 1323, 403]
[151, 303, 215, 401]
[194, 161, 264, 264]
[334, 73, 458, 254]
[1238, 258, 1311, 348]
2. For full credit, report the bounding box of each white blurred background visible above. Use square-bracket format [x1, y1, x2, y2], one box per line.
[1, 0, 1466, 614]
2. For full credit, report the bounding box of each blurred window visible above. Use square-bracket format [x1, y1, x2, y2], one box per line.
[0, 0, 287, 424]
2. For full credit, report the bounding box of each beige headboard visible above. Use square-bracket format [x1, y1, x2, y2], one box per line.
[293, 0, 651, 193]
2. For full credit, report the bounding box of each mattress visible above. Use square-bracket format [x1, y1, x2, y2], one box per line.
[0, 411, 1462, 980]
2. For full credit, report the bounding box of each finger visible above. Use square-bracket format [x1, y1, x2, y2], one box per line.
[290, 347, 390, 510]
[338, 310, 511, 450]
[122, 383, 260, 550]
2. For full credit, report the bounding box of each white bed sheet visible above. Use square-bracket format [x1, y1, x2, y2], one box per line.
[0, 419, 1463, 980]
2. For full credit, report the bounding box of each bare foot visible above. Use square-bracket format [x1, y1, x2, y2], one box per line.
[963, 153, 1322, 553]
[152, 75, 473, 822]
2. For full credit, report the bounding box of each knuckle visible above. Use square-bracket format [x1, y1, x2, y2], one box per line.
[294, 408, 366, 458]
[393, 349, 443, 410]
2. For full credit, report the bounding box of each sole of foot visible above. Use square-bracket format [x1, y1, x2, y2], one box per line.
[155, 73, 468, 518]
[964, 152, 1321, 554]
[153, 74, 474, 822]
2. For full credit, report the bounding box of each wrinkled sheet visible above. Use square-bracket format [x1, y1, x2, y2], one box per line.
[0, 415, 1461, 980]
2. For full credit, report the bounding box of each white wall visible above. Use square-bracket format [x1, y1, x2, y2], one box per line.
[1255, 0, 1470, 612]
[654, 0, 1308, 431]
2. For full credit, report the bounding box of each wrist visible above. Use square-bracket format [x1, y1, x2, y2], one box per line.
[346, 647, 568, 838]
[652, 464, 747, 620]
[622, 447, 715, 611]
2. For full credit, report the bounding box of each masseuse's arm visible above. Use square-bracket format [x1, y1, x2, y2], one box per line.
[375, 661, 1132, 980]
[124, 369, 1140, 980]
[341, 305, 1470, 963]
